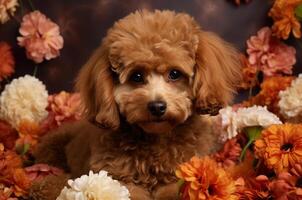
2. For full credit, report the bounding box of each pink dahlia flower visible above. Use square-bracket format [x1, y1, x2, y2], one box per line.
[17, 11, 63, 63]
[247, 27, 296, 77]
[25, 163, 63, 182]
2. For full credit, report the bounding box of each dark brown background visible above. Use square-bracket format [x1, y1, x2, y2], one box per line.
[0, 0, 301, 97]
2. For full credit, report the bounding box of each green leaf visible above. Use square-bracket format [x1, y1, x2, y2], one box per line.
[239, 126, 263, 162]
[295, 3, 302, 21]
[246, 126, 263, 141]
[177, 179, 185, 199]
[177, 179, 185, 188]
[21, 143, 30, 155]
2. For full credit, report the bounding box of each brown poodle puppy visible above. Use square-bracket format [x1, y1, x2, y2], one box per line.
[30, 10, 241, 200]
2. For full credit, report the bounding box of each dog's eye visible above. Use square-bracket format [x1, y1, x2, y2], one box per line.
[168, 69, 182, 81]
[130, 71, 144, 83]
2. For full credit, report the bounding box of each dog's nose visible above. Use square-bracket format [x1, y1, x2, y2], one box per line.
[148, 101, 167, 117]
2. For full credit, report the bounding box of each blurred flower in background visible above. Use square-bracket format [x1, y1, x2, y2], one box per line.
[247, 27, 296, 77]
[233, 0, 251, 6]
[0, 0, 18, 24]
[0, 42, 15, 81]
[269, 0, 302, 39]
[18, 11, 64, 63]
[238, 54, 258, 90]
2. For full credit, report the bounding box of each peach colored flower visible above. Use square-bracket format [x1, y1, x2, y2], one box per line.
[176, 156, 238, 200]
[17, 11, 64, 63]
[0, 0, 18, 24]
[270, 164, 302, 199]
[247, 27, 296, 77]
[25, 164, 63, 182]
[47, 91, 83, 125]
[212, 138, 242, 168]
[269, 0, 302, 39]
[0, 42, 15, 81]
[254, 124, 302, 174]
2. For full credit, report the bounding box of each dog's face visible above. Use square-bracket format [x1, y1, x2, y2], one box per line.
[113, 52, 195, 134]
[76, 10, 241, 134]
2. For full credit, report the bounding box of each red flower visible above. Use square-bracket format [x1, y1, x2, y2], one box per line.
[212, 138, 242, 168]
[0, 120, 18, 150]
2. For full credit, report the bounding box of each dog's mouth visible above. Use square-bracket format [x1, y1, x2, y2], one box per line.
[138, 119, 175, 134]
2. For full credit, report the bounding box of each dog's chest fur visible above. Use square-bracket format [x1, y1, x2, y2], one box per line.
[68, 115, 218, 190]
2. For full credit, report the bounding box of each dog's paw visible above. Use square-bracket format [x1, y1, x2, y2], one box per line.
[152, 183, 179, 200]
[29, 174, 70, 200]
[125, 183, 152, 200]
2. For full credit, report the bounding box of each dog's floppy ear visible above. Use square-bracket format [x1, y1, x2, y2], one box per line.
[76, 44, 120, 129]
[193, 31, 242, 115]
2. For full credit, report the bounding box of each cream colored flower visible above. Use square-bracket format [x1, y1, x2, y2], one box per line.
[0, 0, 18, 24]
[219, 106, 282, 140]
[279, 74, 302, 121]
[0, 75, 48, 129]
[57, 171, 130, 200]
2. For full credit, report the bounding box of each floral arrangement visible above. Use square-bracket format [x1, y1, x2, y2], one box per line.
[0, 0, 302, 199]
[175, 1, 302, 199]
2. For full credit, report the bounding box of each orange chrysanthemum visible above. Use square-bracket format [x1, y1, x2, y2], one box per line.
[176, 156, 238, 200]
[243, 76, 294, 114]
[0, 42, 15, 81]
[0, 144, 31, 198]
[269, 0, 302, 39]
[238, 55, 258, 90]
[15, 120, 42, 150]
[254, 124, 302, 174]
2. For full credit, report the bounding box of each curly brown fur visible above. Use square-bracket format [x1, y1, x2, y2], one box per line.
[30, 10, 241, 200]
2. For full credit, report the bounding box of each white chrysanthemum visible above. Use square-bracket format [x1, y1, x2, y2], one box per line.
[219, 105, 282, 140]
[279, 74, 302, 120]
[0, 0, 19, 24]
[0, 75, 48, 129]
[57, 171, 130, 200]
